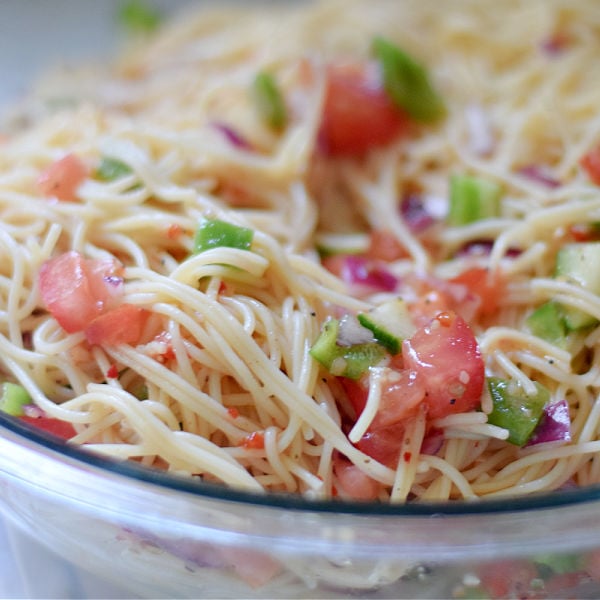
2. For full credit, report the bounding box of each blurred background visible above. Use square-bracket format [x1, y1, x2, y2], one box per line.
[0, 2, 193, 597]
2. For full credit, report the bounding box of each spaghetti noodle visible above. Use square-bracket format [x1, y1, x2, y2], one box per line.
[2, 0, 600, 503]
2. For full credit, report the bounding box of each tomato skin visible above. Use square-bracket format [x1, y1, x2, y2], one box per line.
[39, 251, 123, 334]
[334, 457, 381, 500]
[365, 229, 407, 262]
[319, 62, 410, 156]
[450, 267, 505, 318]
[581, 146, 600, 185]
[354, 422, 407, 466]
[20, 415, 77, 439]
[37, 154, 87, 201]
[476, 559, 540, 599]
[403, 311, 484, 420]
[85, 303, 149, 346]
[339, 312, 483, 464]
[371, 369, 426, 429]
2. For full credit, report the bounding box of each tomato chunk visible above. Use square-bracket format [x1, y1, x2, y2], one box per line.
[403, 311, 484, 420]
[450, 267, 506, 318]
[319, 62, 410, 156]
[37, 154, 88, 201]
[39, 251, 124, 333]
[334, 457, 381, 500]
[20, 415, 77, 439]
[581, 146, 600, 185]
[85, 304, 149, 346]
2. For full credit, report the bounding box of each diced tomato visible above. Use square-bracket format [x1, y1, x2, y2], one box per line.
[20, 415, 77, 439]
[37, 154, 88, 201]
[476, 559, 540, 599]
[166, 223, 184, 240]
[403, 311, 484, 420]
[371, 369, 427, 429]
[241, 431, 265, 450]
[227, 407, 240, 419]
[85, 303, 149, 346]
[365, 229, 407, 262]
[569, 223, 600, 242]
[106, 364, 120, 379]
[405, 273, 482, 325]
[450, 267, 506, 318]
[339, 313, 483, 464]
[216, 546, 281, 589]
[39, 251, 124, 333]
[354, 423, 407, 466]
[319, 62, 410, 156]
[334, 457, 381, 500]
[581, 146, 600, 185]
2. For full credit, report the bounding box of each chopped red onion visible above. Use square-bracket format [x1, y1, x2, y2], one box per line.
[400, 194, 436, 233]
[211, 122, 252, 150]
[420, 429, 444, 455]
[341, 255, 398, 292]
[337, 314, 374, 347]
[518, 165, 561, 189]
[457, 239, 522, 259]
[22, 404, 45, 419]
[526, 399, 571, 447]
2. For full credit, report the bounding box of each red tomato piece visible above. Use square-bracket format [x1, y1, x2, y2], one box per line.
[450, 267, 506, 318]
[372, 369, 427, 429]
[334, 457, 381, 500]
[365, 229, 407, 262]
[403, 311, 484, 420]
[241, 431, 265, 450]
[39, 251, 124, 334]
[354, 423, 407, 467]
[319, 62, 410, 156]
[476, 559, 539, 599]
[20, 415, 77, 439]
[581, 146, 600, 185]
[85, 304, 149, 346]
[37, 154, 88, 201]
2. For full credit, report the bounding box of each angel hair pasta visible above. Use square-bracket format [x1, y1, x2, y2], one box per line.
[2, 0, 600, 503]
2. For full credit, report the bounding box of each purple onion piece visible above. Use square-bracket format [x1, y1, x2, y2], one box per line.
[526, 399, 571, 447]
[518, 165, 561, 189]
[420, 430, 444, 456]
[22, 404, 45, 418]
[341, 255, 398, 292]
[400, 194, 436, 233]
[457, 239, 522, 259]
[211, 122, 252, 150]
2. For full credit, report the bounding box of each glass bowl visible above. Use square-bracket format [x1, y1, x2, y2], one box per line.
[2, 413, 600, 599]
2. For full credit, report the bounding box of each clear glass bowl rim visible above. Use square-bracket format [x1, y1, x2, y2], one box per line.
[2, 412, 600, 517]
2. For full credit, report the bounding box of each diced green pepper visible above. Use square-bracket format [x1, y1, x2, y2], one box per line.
[118, 0, 163, 33]
[372, 36, 445, 122]
[193, 219, 254, 254]
[526, 301, 570, 348]
[95, 157, 133, 182]
[486, 377, 550, 446]
[252, 71, 287, 131]
[309, 318, 387, 380]
[447, 174, 502, 226]
[534, 552, 583, 576]
[0, 383, 31, 417]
